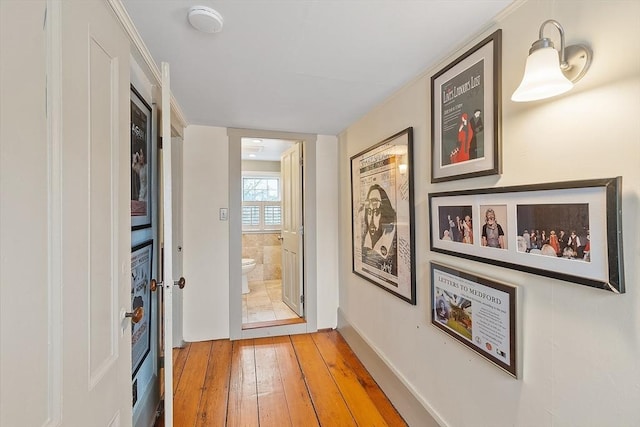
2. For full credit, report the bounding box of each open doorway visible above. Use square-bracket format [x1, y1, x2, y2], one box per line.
[228, 128, 318, 340]
[240, 137, 304, 328]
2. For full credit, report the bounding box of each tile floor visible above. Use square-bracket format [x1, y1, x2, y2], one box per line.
[242, 279, 299, 324]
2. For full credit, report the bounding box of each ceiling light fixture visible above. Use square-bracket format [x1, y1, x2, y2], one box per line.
[187, 6, 224, 34]
[511, 19, 592, 102]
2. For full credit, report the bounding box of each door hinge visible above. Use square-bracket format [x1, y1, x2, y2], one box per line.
[300, 294, 304, 305]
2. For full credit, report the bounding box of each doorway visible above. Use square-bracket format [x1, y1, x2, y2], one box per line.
[228, 128, 319, 340]
[240, 138, 301, 327]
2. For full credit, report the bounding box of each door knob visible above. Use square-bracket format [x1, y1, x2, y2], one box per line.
[125, 307, 144, 324]
[174, 277, 186, 289]
[150, 278, 158, 292]
[277, 236, 283, 241]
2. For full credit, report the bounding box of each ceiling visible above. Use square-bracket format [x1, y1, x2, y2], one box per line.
[121, 0, 514, 138]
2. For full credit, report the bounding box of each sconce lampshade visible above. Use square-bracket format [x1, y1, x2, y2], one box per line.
[511, 47, 573, 102]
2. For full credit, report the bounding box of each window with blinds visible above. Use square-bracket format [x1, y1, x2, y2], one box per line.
[242, 176, 281, 231]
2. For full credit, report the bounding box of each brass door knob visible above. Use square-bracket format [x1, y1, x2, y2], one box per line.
[174, 277, 186, 289]
[150, 278, 158, 292]
[125, 307, 144, 324]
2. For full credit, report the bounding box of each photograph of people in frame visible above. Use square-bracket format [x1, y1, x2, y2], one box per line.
[438, 205, 473, 244]
[516, 203, 590, 261]
[480, 205, 507, 249]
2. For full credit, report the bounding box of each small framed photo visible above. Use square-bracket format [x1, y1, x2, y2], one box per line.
[131, 85, 153, 230]
[131, 240, 153, 377]
[431, 262, 517, 378]
[351, 128, 416, 304]
[429, 177, 625, 293]
[431, 30, 501, 182]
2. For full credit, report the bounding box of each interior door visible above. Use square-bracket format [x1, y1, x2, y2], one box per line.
[171, 136, 185, 348]
[60, 0, 133, 424]
[281, 142, 304, 316]
[160, 62, 177, 426]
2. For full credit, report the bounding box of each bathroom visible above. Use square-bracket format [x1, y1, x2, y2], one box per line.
[241, 138, 300, 326]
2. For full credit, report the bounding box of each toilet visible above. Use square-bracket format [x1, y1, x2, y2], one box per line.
[241, 258, 256, 294]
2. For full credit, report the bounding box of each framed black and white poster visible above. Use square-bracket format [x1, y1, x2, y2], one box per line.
[131, 240, 153, 377]
[431, 29, 501, 182]
[131, 85, 152, 230]
[429, 177, 625, 293]
[351, 127, 416, 304]
[431, 262, 517, 377]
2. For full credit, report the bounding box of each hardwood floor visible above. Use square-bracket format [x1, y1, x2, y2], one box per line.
[155, 330, 407, 426]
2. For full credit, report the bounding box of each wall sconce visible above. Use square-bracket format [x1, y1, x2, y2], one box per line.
[511, 19, 592, 102]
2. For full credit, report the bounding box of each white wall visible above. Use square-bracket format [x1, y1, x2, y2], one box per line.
[338, 1, 640, 426]
[183, 127, 339, 340]
[183, 125, 230, 340]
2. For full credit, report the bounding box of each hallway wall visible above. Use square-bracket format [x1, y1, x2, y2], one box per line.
[338, 1, 640, 426]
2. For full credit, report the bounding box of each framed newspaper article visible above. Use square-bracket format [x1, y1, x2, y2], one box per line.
[429, 177, 625, 293]
[431, 29, 501, 183]
[351, 128, 416, 304]
[431, 262, 517, 378]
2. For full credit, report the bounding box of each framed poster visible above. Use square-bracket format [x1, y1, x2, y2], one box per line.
[429, 177, 625, 293]
[131, 240, 153, 377]
[431, 29, 501, 183]
[131, 85, 152, 229]
[430, 262, 517, 378]
[351, 127, 416, 304]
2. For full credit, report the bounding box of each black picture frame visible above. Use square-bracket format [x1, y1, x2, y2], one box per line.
[430, 262, 517, 378]
[351, 127, 416, 304]
[131, 85, 152, 230]
[431, 29, 502, 183]
[131, 239, 153, 377]
[429, 177, 625, 293]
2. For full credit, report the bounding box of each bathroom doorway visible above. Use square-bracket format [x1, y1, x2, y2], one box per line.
[240, 137, 303, 328]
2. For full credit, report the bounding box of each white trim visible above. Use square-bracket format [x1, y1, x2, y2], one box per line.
[45, 0, 63, 424]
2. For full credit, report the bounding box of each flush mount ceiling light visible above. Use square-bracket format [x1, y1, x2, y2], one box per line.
[511, 19, 592, 102]
[187, 6, 223, 34]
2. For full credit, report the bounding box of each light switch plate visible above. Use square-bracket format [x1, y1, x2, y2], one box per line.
[219, 208, 228, 221]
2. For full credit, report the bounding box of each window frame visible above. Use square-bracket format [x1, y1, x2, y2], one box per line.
[241, 171, 282, 232]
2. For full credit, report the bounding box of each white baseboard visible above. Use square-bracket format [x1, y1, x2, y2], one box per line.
[337, 308, 443, 427]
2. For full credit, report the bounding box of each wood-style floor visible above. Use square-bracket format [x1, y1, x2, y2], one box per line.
[155, 329, 407, 426]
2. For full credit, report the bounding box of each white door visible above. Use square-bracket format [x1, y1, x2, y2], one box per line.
[171, 136, 185, 348]
[281, 143, 304, 316]
[60, 0, 132, 424]
[160, 62, 178, 426]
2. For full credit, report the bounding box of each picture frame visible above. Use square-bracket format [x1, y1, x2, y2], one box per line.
[131, 85, 153, 230]
[430, 262, 517, 378]
[429, 177, 625, 293]
[351, 127, 416, 304]
[131, 239, 153, 377]
[431, 29, 501, 183]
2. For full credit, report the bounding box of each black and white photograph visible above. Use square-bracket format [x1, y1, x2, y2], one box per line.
[351, 128, 416, 304]
[429, 177, 624, 293]
[431, 263, 517, 377]
[131, 85, 153, 229]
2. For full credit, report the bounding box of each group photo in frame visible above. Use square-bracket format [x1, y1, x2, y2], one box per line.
[429, 177, 624, 293]
[430, 262, 517, 378]
[431, 29, 501, 183]
[351, 127, 416, 304]
[131, 240, 153, 377]
[131, 85, 153, 230]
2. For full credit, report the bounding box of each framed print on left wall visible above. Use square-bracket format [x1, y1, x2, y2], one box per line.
[131, 85, 152, 229]
[431, 29, 502, 183]
[351, 127, 416, 304]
